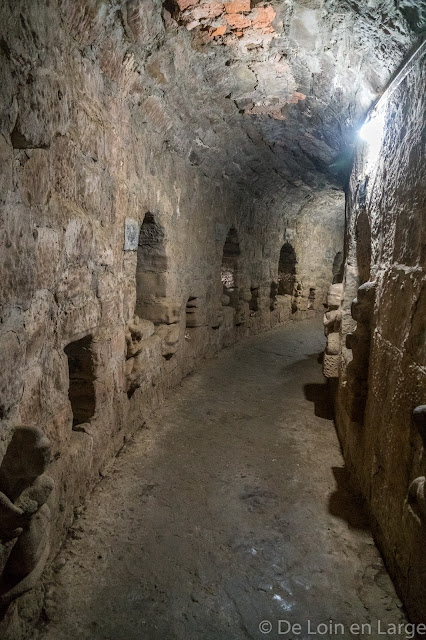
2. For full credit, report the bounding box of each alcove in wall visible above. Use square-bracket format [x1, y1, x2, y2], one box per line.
[136, 212, 167, 318]
[221, 227, 240, 309]
[64, 335, 96, 427]
[249, 287, 259, 314]
[277, 243, 297, 296]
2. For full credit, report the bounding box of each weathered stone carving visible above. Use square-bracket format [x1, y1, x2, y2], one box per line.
[322, 282, 344, 379]
[407, 476, 426, 522]
[125, 314, 179, 394]
[291, 282, 303, 313]
[344, 281, 376, 422]
[125, 316, 156, 396]
[406, 406, 426, 524]
[155, 324, 180, 359]
[413, 405, 426, 447]
[0, 427, 53, 605]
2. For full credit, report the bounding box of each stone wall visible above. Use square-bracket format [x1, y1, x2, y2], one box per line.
[331, 43, 426, 624]
[0, 1, 344, 636]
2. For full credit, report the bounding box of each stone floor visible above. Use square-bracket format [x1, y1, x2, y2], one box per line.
[34, 318, 406, 640]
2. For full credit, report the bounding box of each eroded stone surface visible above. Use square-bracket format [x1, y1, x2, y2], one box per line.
[31, 320, 407, 640]
[335, 43, 426, 627]
[0, 0, 424, 637]
[0, 427, 54, 607]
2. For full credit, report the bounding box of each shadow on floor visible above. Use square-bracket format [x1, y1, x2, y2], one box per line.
[304, 381, 334, 420]
[329, 466, 370, 531]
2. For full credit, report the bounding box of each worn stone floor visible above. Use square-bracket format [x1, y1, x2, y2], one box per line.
[35, 318, 406, 640]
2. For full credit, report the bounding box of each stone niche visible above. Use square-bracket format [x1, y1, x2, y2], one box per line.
[220, 227, 248, 327]
[277, 242, 297, 296]
[270, 242, 298, 320]
[135, 213, 180, 326]
[64, 335, 96, 428]
[221, 227, 241, 311]
[123, 212, 183, 398]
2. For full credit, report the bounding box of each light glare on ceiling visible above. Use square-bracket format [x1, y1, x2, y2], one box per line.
[358, 108, 386, 172]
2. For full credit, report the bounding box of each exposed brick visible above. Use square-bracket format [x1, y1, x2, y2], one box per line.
[251, 6, 276, 31]
[211, 25, 227, 37]
[177, 0, 200, 10]
[225, 13, 251, 29]
[225, 0, 250, 14]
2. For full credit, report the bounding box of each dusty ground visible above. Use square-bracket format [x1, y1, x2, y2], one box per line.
[34, 319, 406, 640]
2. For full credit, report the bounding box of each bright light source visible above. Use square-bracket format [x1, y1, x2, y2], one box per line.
[359, 110, 385, 144]
[358, 108, 386, 172]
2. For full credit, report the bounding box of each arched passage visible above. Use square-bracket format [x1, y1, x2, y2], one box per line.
[221, 227, 240, 309]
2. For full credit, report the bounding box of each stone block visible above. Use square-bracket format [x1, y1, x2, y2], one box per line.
[323, 353, 339, 378]
[225, 13, 251, 29]
[186, 309, 207, 328]
[58, 292, 100, 343]
[225, 0, 250, 13]
[17, 149, 50, 207]
[0, 134, 13, 203]
[137, 271, 171, 299]
[326, 332, 340, 356]
[64, 219, 94, 263]
[189, 2, 224, 20]
[35, 227, 62, 290]
[327, 283, 344, 309]
[234, 302, 248, 326]
[223, 305, 235, 328]
[0, 332, 25, 420]
[251, 6, 276, 32]
[132, 317, 156, 341]
[137, 299, 181, 325]
[211, 307, 224, 329]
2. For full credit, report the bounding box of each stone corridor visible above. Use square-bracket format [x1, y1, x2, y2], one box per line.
[1, 2, 425, 637]
[34, 319, 405, 640]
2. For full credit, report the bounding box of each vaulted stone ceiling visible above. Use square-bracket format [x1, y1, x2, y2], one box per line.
[125, 0, 425, 193]
[4, 0, 424, 197]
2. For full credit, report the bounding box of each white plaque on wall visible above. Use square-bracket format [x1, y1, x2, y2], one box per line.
[124, 218, 139, 251]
